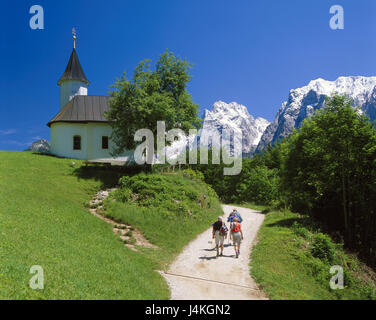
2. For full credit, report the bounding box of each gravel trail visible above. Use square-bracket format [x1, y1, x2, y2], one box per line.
[162, 205, 268, 300]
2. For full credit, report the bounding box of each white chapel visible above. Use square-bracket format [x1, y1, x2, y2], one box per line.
[47, 33, 130, 161]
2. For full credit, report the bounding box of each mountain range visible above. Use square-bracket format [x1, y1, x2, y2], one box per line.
[256, 76, 376, 152]
[196, 76, 376, 157]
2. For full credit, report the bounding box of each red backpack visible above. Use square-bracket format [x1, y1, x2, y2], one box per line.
[232, 222, 241, 233]
[220, 223, 228, 236]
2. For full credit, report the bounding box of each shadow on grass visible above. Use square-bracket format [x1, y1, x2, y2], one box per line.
[31, 152, 58, 158]
[72, 164, 145, 189]
[265, 216, 314, 229]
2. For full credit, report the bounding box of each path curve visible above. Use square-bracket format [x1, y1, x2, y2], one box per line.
[162, 205, 268, 300]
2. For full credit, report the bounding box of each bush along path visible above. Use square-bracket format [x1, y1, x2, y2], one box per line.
[162, 205, 268, 300]
[88, 189, 157, 251]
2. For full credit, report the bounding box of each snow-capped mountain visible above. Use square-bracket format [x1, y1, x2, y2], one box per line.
[166, 76, 376, 160]
[256, 76, 376, 153]
[164, 101, 269, 160]
[200, 101, 269, 155]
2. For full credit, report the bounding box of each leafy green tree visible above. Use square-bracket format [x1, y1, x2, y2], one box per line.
[188, 150, 281, 205]
[262, 140, 289, 171]
[106, 50, 201, 159]
[236, 163, 280, 205]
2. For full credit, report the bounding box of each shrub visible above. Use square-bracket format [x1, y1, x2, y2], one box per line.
[113, 187, 132, 203]
[305, 257, 329, 285]
[118, 175, 130, 187]
[114, 172, 217, 218]
[182, 169, 204, 181]
[310, 233, 335, 263]
[292, 221, 310, 239]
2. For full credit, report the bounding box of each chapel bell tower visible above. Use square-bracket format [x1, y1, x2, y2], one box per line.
[57, 28, 90, 110]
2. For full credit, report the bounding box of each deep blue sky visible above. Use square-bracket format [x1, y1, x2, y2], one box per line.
[1, 0, 376, 150]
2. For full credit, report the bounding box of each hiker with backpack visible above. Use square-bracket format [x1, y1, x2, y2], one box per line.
[212, 216, 228, 257]
[230, 217, 243, 258]
[227, 209, 243, 246]
[227, 209, 243, 224]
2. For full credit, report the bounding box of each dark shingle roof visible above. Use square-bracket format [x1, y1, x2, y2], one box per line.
[47, 95, 110, 127]
[57, 48, 90, 85]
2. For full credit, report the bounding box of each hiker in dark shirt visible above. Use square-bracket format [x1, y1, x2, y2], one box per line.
[212, 216, 227, 257]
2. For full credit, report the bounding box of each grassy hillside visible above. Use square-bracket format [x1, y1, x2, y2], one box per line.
[246, 206, 376, 300]
[103, 170, 222, 268]
[0, 152, 220, 299]
[0, 151, 168, 299]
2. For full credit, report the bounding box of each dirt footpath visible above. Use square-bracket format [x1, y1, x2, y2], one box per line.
[162, 205, 268, 300]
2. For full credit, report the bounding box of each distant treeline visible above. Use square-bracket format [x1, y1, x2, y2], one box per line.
[187, 95, 376, 268]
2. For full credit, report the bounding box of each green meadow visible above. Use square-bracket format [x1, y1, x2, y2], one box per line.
[0, 151, 220, 299]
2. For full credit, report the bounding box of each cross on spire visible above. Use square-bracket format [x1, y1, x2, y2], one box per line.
[57, 28, 89, 86]
[72, 27, 77, 49]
